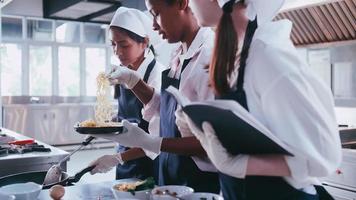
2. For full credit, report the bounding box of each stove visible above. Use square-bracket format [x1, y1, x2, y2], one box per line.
[0, 143, 51, 156]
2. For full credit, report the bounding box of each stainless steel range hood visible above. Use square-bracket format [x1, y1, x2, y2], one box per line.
[276, 0, 356, 46]
[43, 0, 121, 24]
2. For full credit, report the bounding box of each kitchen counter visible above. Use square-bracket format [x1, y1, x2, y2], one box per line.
[0, 128, 69, 177]
[38, 179, 138, 200]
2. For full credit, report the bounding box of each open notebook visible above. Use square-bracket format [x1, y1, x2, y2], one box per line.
[167, 86, 293, 156]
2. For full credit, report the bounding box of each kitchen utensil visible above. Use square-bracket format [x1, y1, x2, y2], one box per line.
[8, 139, 35, 145]
[0, 166, 95, 189]
[180, 192, 224, 200]
[0, 182, 41, 200]
[42, 136, 95, 185]
[151, 185, 194, 200]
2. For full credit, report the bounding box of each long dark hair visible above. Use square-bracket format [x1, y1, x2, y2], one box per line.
[210, 0, 244, 96]
[112, 26, 156, 56]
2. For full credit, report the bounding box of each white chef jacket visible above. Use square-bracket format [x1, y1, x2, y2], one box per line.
[143, 27, 217, 172]
[229, 19, 342, 192]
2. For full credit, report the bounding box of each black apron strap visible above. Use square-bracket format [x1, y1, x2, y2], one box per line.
[143, 59, 156, 83]
[236, 19, 258, 92]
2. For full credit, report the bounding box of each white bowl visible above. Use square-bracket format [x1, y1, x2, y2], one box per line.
[151, 185, 194, 200]
[0, 182, 41, 200]
[111, 185, 150, 200]
[0, 192, 15, 200]
[181, 192, 224, 200]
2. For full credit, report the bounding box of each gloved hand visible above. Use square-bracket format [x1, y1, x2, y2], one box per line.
[89, 154, 123, 174]
[107, 66, 140, 89]
[185, 116, 249, 178]
[91, 120, 162, 154]
[174, 106, 193, 137]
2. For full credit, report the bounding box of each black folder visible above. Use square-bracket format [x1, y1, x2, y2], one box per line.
[182, 104, 293, 156]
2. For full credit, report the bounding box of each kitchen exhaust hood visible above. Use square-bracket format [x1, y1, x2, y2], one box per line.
[276, 0, 356, 46]
[43, 0, 121, 24]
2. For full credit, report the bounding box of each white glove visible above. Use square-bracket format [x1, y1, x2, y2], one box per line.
[89, 154, 124, 175]
[107, 66, 140, 89]
[91, 120, 162, 154]
[185, 116, 249, 178]
[174, 106, 193, 137]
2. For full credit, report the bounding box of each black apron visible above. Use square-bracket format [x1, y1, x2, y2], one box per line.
[115, 59, 156, 180]
[158, 58, 220, 193]
[217, 20, 332, 200]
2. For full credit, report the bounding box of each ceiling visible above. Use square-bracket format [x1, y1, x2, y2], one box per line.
[276, 0, 356, 46]
[42, 0, 146, 24]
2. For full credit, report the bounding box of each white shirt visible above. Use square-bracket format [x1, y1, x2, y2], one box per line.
[135, 49, 165, 90]
[143, 27, 217, 171]
[231, 20, 342, 191]
[125, 49, 166, 138]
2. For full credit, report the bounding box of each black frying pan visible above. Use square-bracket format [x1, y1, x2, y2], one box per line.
[0, 165, 95, 189]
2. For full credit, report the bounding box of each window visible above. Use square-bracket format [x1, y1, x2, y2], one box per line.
[85, 48, 106, 96]
[308, 49, 331, 87]
[58, 46, 80, 96]
[29, 46, 52, 96]
[84, 24, 106, 44]
[55, 21, 80, 43]
[27, 19, 53, 41]
[1, 16, 22, 40]
[0, 43, 22, 96]
[333, 62, 356, 99]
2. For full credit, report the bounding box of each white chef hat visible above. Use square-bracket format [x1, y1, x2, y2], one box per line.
[110, 7, 162, 47]
[217, 0, 285, 25]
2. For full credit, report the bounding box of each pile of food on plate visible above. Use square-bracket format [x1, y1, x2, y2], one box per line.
[113, 177, 155, 195]
[78, 119, 121, 128]
[153, 189, 178, 197]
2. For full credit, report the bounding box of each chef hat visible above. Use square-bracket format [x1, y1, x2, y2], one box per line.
[217, 0, 285, 25]
[110, 7, 162, 47]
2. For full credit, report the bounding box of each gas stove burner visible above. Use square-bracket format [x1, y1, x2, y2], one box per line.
[0, 143, 51, 156]
[0, 147, 8, 157]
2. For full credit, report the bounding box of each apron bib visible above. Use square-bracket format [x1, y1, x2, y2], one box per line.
[115, 59, 156, 181]
[218, 19, 331, 200]
[159, 59, 220, 193]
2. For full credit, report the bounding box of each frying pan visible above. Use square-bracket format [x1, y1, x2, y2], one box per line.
[0, 165, 95, 189]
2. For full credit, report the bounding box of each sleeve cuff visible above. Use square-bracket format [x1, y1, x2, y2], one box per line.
[143, 149, 160, 160]
[142, 91, 160, 121]
[285, 156, 309, 179]
[229, 155, 249, 178]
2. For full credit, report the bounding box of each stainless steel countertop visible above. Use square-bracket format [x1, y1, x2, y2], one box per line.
[0, 128, 69, 177]
[38, 179, 139, 200]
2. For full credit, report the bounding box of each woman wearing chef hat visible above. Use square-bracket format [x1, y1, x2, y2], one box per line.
[89, 7, 166, 181]
[176, 0, 342, 199]
[90, 0, 220, 193]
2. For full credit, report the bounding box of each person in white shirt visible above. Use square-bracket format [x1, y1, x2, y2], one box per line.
[88, 7, 165, 182]
[176, 0, 342, 199]
[90, 0, 220, 193]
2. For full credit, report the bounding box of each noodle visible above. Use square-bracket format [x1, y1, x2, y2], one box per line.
[94, 72, 117, 127]
[78, 72, 121, 127]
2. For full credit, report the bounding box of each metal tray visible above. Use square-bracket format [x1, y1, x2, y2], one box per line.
[74, 125, 124, 134]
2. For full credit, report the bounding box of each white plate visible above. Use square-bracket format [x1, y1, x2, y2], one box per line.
[151, 185, 194, 200]
[0, 182, 41, 200]
[111, 183, 151, 200]
[181, 192, 224, 200]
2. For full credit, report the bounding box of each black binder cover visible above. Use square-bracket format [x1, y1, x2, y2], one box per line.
[183, 104, 293, 156]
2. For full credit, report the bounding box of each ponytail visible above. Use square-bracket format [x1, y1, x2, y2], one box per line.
[209, 0, 243, 96]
